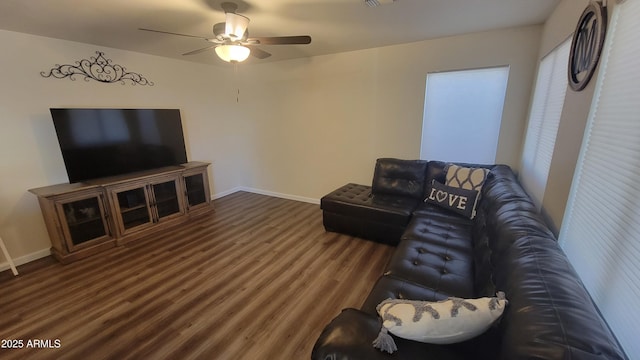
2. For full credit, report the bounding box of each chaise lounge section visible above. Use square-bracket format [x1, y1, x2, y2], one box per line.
[321, 158, 426, 246]
[313, 158, 627, 360]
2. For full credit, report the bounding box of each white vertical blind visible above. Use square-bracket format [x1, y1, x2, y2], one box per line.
[560, 1, 640, 357]
[420, 66, 509, 163]
[520, 39, 571, 207]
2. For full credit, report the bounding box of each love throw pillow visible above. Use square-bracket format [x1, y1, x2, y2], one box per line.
[425, 180, 480, 219]
[373, 292, 508, 354]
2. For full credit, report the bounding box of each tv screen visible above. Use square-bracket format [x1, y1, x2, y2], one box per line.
[51, 108, 188, 183]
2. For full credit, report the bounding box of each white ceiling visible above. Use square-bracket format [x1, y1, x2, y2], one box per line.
[0, 0, 560, 65]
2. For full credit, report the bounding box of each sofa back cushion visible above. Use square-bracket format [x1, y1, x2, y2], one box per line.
[472, 165, 544, 295]
[424, 161, 450, 186]
[495, 238, 627, 359]
[372, 158, 428, 199]
[474, 165, 627, 359]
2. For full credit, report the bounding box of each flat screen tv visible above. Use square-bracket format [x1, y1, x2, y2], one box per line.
[51, 108, 188, 183]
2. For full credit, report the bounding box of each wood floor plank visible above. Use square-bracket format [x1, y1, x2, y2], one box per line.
[0, 191, 394, 360]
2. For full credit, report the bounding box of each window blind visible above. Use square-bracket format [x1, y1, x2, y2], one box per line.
[560, 1, 640, 357]
[420, 66, 509, 163]
[519, 39, 571, 207]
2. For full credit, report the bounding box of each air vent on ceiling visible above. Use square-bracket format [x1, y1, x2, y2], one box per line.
[364, 0, 395, 7]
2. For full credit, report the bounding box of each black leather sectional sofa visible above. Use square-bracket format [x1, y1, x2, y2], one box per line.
[312, 158, 627, 360]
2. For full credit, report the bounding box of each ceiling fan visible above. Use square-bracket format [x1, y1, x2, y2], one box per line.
[139, 2, 312, 63]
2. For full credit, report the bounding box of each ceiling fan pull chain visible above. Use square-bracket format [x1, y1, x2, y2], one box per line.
[234, 62, 240, 103]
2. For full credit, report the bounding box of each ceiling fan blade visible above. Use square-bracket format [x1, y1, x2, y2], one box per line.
[248, 47, 271, 59]
[182, 45, 217, 56]
[139, 28, 208, 40]
[247, 36, 312, 45]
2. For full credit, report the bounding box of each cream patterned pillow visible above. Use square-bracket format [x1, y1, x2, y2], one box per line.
[373, 292, 507, 354]
[445, 164, 489, 191]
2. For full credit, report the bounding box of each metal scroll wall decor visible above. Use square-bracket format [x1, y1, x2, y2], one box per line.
[568, 1, 607, 91]
[41, 51, 154, 86]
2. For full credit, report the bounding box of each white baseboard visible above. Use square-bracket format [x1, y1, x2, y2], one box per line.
[0, 247, 51, 273]
[212, 186, 244, 200]
[214, 187, 320, 205]
[2, 188, 318, 272]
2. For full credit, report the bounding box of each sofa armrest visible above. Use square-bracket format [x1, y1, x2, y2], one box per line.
[312, 308, 386, 360]
[311, 308, 467, 360]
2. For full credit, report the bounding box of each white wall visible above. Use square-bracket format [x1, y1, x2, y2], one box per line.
[0, 30, 245, 265]
[237, 26, 542, 199]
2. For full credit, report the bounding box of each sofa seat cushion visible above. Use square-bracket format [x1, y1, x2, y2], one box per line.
[321, 183, 419, 226]
[382, 213, 475, 299]
[362, 275, 450, 314]
[384, 238, 475, 300]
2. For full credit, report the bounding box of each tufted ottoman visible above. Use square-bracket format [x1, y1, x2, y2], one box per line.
[320, 183, 420, 246]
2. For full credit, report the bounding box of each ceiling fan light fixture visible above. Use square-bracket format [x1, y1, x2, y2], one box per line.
[225, 12, 250, 39]
[215, 44, 251, 62]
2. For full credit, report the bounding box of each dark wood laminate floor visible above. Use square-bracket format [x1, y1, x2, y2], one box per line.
[0, 191, 394, 360]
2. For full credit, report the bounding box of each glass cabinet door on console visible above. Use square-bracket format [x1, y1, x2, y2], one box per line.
[109, 174, 185, 236]
[114, 186, 153, 233]
[56, 194, 111, 252]
[182, 165, 212, 214]
[29, 161, 212, 263]
[151, 179, 182, 220]
[184, 173, 207, 208]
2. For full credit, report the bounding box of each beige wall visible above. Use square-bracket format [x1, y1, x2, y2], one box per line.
[0, 30, 245, 265]
[1, 24, 542, 269]
[236, 26, 542, 199]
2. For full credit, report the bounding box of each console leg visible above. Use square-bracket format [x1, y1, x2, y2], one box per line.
[0, 236, 18, 276]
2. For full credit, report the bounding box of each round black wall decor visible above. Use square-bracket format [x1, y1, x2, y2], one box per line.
[568, 1, 607, 91]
